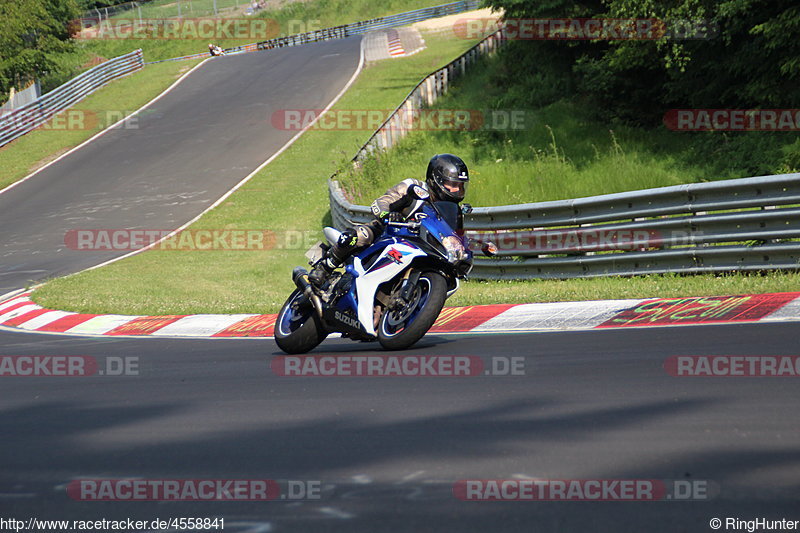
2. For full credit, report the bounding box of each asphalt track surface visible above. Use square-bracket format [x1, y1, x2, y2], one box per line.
[0, 322, 799, 531]
[1, 32, 798, 533]
[0, 36, 362, 295]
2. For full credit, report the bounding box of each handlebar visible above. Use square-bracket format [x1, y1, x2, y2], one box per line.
[385, 221, 420, 229]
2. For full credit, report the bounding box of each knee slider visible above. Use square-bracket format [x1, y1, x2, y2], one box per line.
[337, 228, 358, 250]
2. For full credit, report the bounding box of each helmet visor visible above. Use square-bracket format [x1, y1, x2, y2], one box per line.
[438, 176, 467, 201]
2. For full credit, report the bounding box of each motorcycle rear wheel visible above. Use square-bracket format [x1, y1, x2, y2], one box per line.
[377, 271, 447, 350]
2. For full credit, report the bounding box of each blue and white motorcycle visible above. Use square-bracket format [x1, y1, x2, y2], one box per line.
[274, 185, 491, 353]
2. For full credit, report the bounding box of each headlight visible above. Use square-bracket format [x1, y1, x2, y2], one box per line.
[442, 236, 466, 264]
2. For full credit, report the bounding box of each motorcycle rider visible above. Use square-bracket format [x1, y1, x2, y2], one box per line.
[309, 153, 470, 288]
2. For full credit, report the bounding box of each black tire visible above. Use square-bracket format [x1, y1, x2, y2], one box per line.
[377, 271, 447, 351]
[274, 289, 327, 354]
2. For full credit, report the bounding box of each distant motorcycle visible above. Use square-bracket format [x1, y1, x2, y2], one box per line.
[274, 185, 495, 353]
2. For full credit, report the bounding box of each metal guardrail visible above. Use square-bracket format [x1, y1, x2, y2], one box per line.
[250, 0, 482, 52]
[465, 173, 800, 279]
[330, 174, 800, 279]
[0, 50, 144, 148]
[147, 0, 483, 64]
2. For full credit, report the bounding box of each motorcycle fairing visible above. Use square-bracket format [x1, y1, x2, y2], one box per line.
[350, 237, 426, 336]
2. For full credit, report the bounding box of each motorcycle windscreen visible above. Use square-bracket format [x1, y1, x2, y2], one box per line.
[434, 201, 460, 231]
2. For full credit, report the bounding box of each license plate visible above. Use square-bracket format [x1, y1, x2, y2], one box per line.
[305, 241, 325, 264]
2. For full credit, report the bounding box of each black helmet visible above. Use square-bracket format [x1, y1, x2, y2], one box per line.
[426, 153, 469, 203]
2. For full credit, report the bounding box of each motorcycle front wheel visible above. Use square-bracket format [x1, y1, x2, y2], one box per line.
[377, 271, 447, 350]
[274, 289, 327, 354]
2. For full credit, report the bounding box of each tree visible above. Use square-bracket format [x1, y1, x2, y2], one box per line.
[486, 0, 800, 124]
[0, 0, 80, 99]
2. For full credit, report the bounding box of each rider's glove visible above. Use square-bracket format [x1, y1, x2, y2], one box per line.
[384, 211, 404, 223]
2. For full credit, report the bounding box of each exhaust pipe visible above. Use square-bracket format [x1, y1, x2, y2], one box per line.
[292, 267, 323, 318]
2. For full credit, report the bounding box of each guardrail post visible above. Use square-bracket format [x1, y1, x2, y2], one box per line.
[404, 99, 414, 132]
[378, 128, 387, 150]
[425, 77, 434, 106]
[384, 123, 393, 150]
[389, 115, 398, 143]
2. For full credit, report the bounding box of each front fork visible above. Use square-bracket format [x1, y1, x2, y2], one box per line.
[398, 270, 422, 305]
[373, 268, 420, 330]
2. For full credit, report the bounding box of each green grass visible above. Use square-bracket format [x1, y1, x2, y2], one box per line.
[342, 109, 704, 206]
[0, 60, 202, 190]
[339, 47, 800, 206]
[339, 48, 740, 207]
[33, 31, 487, 315]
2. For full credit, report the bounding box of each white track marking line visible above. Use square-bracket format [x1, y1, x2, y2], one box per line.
[0, 294, 30, 312]
[70, 40, 366, 278]
[0, 289, 28, 304]
[472, 299, 646, 331]
[0, 304, 42, 324]
[65, 315, 141, 335]
[0, 58, 212, 197]
[760, 295, 800, 321]
[318, 507, 355, 520]
[153, 314, 257, 336]
[395, 470, 426, 484]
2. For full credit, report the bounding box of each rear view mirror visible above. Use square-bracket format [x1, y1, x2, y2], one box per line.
[409, 184, 430, 201]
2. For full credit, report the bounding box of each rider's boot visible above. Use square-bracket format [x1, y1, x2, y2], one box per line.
[309, 229, 358, 288]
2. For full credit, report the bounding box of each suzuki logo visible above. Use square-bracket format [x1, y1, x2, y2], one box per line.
[334, 310, 360, 329]
[387, 248, 403, 264]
